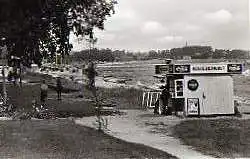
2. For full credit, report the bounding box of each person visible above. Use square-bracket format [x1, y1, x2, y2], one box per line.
[40, 79, 48, 104]
[85, 61, 97, 89]
[82, 64, 86, 75]
[19, 63, 24, 86]
[56, 77, 62, 100]
[161, 85, 169, 115]
[7, 66, 13, 82]
[12, 65, 18, 86]
[78, 64, 86, 98]
[154, 94, 165, 115]
[157, 82, 171, 115]
[81, 64, 86, 82]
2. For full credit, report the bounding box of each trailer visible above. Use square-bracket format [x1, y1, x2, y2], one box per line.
[155, 60, 243, 117]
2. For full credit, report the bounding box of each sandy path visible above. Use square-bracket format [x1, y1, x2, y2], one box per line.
[75, 110, 215, 159]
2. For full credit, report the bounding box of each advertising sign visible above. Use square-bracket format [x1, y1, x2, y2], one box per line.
[169, 64, 174, 73]
[157, 63, 243, 75]
[187, 98, 199, 115]
[187, 79, 199, 91]
[155, 65, 169, 74]
[190, 64, 227, 74]
[174, 64, 190, 73]
[227, 64, 242, 73]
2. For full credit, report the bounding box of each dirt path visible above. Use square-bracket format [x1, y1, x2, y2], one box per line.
[75, 110, 215, 159]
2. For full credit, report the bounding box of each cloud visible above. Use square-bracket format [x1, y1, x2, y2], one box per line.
[184, 24, 201, 32]
[104, 9, 139, 32]
[157, 35, 184, 43]
[70, 0, 249, 51]
[141, 21, 167, 35]
[112, 8, 136, 20]
[103, 1, 141, 32]
[95, 30, 116, 41]
[69, 34, 89, 52]
[204, 9, 233, 24]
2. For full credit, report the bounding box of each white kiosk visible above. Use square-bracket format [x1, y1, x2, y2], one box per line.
[156, 61, 243, 117]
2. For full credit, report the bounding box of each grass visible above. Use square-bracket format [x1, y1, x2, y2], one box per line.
[0, 71, 144, 118]
[0, 119, 176, 159]
[94, 87, 144, 109]
[5, 84, 97, 117]
[0, 74, 177, 158]
[24, 72, 144, 110]
[172, 119, 250, 158]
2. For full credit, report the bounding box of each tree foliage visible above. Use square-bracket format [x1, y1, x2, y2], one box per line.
[71, 48, 115, 62]
[0, 0, 116, 66]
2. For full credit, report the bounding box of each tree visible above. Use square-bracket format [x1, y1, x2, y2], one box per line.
[148, 50, 158, 59]
[213, 49, 226, 59]
[0, 0, 117, 66]
[227, 49, 249, 59]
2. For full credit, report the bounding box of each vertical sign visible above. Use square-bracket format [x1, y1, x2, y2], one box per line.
[187, 98, 199, 115]
[155, 65, 169, 74]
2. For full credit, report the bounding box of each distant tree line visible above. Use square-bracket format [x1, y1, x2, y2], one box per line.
[147, 46, 249, 60]
[69, 46, 250, 62]
[70, 48, 139, 62]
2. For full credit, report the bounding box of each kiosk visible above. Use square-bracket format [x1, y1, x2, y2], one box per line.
[155, 61, 243, 116]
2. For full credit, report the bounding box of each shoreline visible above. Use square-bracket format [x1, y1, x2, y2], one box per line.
[32, 69, 161, 91]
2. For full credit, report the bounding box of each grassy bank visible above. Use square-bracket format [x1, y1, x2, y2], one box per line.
[0, 119, 176, 159]
[173, 119, 250, 158]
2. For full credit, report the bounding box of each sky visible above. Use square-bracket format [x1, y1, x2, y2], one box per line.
[70, 0, 250, 52]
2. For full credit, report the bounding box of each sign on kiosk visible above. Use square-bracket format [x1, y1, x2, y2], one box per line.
[190, 64, 227, 74]
[174, 65, 190, 73]
[190, 63, 242, 74]
[155, 63, 243, 74]
[187, 98, 199, 115]
[227, 64, 242, 73]
[155, 65, 169, 74]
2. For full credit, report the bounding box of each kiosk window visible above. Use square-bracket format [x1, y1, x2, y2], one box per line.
[177, 92, 183, 96]
[176, 81, 182, 85]
[175, 79, 184, 98]
[176, 85, 183, 91]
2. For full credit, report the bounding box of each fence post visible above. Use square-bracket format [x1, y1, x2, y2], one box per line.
[146, 92, 150, 108]
[149, 92, 153, 108]
[142, 91, 161, 109]
[142, 92, 145, 109]
[156, 93, 159, 102]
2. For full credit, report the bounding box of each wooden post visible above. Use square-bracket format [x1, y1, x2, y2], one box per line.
[149, 92, 153, 108]
[142, 92, 145, 109]
[156, 93, 159, 102]
[146, 92, 150, 108]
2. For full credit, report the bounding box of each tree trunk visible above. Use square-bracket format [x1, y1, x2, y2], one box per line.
[2, 66, 7, 104]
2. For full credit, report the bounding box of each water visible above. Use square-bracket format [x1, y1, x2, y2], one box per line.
[96, 59, 165, 87]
